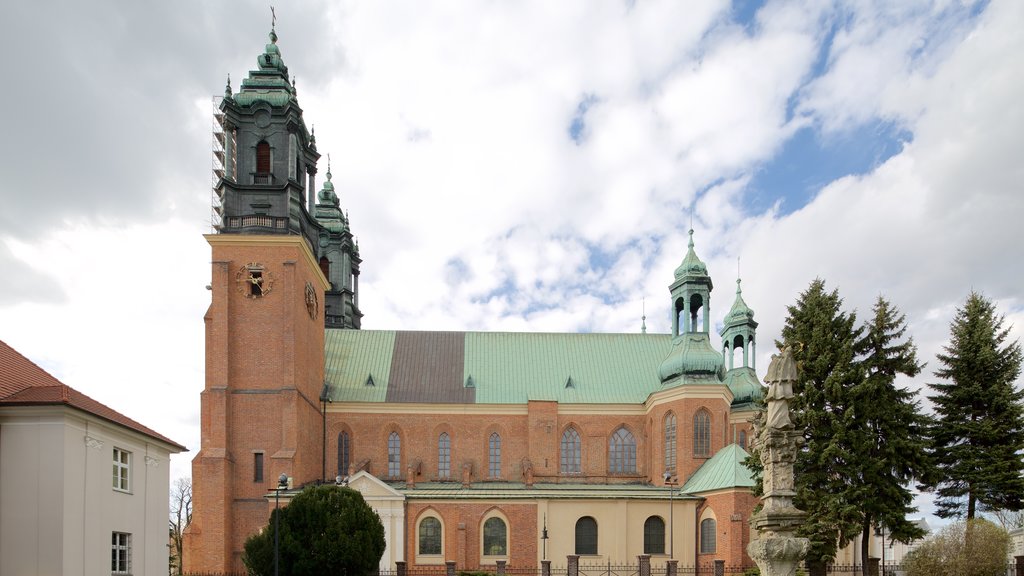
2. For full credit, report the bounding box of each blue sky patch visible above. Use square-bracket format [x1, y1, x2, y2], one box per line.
[568, 94, 599, 145]
[746, 119, 911, 215]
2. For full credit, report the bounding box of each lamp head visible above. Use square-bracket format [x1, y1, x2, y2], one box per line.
[278, 473, 288, 488]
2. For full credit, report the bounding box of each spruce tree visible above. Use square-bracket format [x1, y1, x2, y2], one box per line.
[849, 297, 929, 574]
[780, 279, 863, 575]
[926, 292, 1024, 519]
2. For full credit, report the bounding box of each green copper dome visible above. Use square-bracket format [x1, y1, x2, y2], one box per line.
[315, 164, 348, 233]
[232, 29, 296, 107]
[723, 367, 762, 407]
[724, 278, 755, 329]
[674, 229, 709, 281]
[657, 332, 725, 384]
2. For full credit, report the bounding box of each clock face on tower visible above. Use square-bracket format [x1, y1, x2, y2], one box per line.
[305, 282, 318, 320]
[236, 263, 274, 298]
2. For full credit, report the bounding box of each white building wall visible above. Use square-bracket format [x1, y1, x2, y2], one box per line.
[1, 406, 176, 576]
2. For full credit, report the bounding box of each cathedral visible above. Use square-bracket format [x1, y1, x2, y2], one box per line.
[184, 27, 763, 573]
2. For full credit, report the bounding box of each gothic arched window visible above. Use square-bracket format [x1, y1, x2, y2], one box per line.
[738, 429, 747, 450]
[388, 431, 401, 478]
[561, 427, 581, 474]
[438, 432, 451, 479]
[488, 432, 501, 478]
[664, 412, 677, 472]
[700, 518, 717, 554]
[337, 431, 350, 478]
[694, 410, 711, 457]
[609, 427, 637, 474]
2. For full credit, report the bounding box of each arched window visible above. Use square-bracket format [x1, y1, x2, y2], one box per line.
[664, 412, 677, 472]
[694, 410, 711, 457]
[699, 518, 717, 554]
[388, 431, 401, 478]
[438, 432, 451, 479]
[319, 257, 330, 281]
[488, 433, 501, 478]
[738, 429, 747, 450]
[418, 516, 442, 555]
[689, 293, 704, 332]
[643, 516, 665, 555]
[337, 431, 350, 478]
[256, 141, 271, 174]
[609, 426, 637, 474]
[561, 427, 581, 474]
[483, 517, 507, 556]
[575, 516, 598, 555]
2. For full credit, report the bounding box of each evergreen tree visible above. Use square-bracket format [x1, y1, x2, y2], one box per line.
[243, 484, 386, 576]
[926, 292, 1024, 519]
[849, 297, 929, 574]
[780, 279, 863, 575]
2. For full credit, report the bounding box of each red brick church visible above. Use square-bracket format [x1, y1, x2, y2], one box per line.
[185, 26, 762, 574]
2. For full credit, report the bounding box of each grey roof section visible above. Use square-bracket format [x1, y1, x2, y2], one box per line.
[385, 331, 474, 404]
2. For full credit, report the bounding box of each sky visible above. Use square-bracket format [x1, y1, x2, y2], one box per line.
[2, 0, 1022, 530]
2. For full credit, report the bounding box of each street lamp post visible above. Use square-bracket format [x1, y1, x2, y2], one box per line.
[541, 514, 549, 560]
[663, 472, 677, 558]
[275, 472, 288, 576]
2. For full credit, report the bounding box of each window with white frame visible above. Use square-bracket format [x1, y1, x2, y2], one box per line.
[560, 427, 581, 474]
[112, 448, 130, 492]
[438, 432, 451, 479]
[111, 532, 131, 574]
[483, 516, 507, 556]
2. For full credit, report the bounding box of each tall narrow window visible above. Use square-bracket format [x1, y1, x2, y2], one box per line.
[337, 431, 350, 478]
[253, 452, 264, 483]
[643, 516, 665, 555]
[700, 518, 717, 553]
[111, 532, 131, 574]
[319, 257, 331, 282]
[664, 412, 677, 472]
[256, 141, 271, 174]
[418, 517, 442, 555]
[694, 410, 711, 457]
[488, 432, 501, 478]
[112, 448, 130, 492]
[575, 516, 598, 555]
[609, 426, 636, 474]
[560, 427, 581, 474]
[438, 432, 451, 479]
[738, 429, 747, 450]
[388, 432, 401, 478]
[483, 517, 507, 556]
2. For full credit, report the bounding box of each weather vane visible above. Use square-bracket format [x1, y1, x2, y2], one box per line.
[271, 6, 276, 30]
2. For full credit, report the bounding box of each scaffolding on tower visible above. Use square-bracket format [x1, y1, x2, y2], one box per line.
[211, 96, 230, 232]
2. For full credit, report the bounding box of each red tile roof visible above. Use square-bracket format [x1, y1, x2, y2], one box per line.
[0, 340, 186, 451]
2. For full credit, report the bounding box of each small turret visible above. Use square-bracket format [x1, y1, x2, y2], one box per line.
[722, 278, 762, 407]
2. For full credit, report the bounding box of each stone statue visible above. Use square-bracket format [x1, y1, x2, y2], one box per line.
[764, 347, 798, 429]
[747, 345, 809, 576]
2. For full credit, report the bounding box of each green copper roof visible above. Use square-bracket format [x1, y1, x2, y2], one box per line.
[658, 332, 725, 384]
[324, 330, 680, 404]
[315, 166, 348, 232]
[232, 29, 297, 108]
[673, 229, 710, 282]
[724, 278, 756, 329]
[680, 444, 754, 494]
[723, 367, 763, 407]
[466, 332, 672, 403]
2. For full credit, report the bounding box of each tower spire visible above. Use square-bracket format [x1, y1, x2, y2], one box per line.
[641, 298, 647, 334]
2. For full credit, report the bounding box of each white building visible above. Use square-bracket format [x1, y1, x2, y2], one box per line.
[0, 340, 186, 576]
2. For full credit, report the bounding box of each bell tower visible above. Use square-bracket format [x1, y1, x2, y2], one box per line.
[722, 278, 762, 408]
[314, 159, 363, 328]
[187, 25, 337, 574]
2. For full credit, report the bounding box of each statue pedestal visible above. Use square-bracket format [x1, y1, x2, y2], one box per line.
[747, 535, 810, 576]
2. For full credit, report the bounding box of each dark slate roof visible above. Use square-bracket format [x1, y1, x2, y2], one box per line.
[0, 340, 186, 451]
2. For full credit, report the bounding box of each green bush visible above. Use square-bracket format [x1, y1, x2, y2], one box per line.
[242, 484, 386, 576]
[903, 519, 1010, 576]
